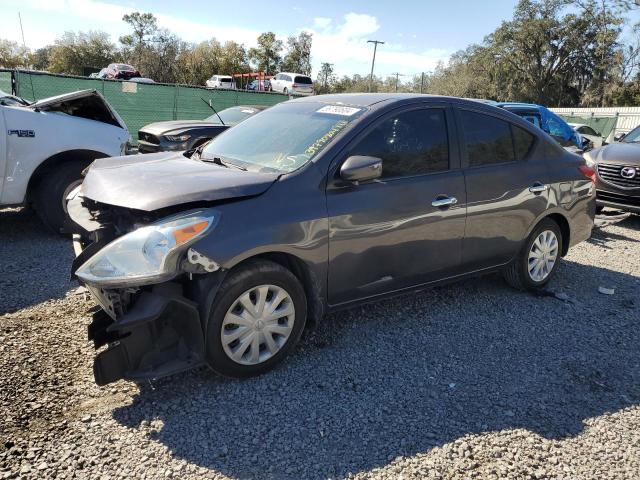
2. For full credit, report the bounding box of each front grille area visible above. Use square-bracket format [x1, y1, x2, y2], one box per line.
[597, 163, 640, 189]
[597, 190, 640, 207]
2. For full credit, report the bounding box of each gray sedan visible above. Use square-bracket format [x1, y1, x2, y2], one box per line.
[68, 94, 595, 385]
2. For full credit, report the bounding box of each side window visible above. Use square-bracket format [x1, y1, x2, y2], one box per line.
[512, 125, 536, 160]
[460, 110, 515, 166]
[350, 108, 449, 178]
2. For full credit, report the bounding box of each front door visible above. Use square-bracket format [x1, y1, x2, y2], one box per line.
[326, 105, 467, 306]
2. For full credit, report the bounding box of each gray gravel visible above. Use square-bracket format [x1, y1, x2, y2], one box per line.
[1, 207, 639, 479]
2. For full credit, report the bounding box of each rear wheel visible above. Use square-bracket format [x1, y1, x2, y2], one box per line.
[33, 161, 87, 233]
[205, 260, 307, 378]
[504, 218, 563, 291]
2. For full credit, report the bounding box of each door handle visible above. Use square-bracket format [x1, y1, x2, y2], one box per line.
[529, 183, 549, 194]
[431, 196, 458, 208]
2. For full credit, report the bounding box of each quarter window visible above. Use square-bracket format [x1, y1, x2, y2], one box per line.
[350, 109, 450, 178]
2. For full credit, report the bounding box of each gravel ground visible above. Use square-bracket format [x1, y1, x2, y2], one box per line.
[1, 207, 639, 480]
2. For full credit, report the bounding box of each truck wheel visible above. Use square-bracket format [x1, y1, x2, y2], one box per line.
[503, 218, 563, 291]
[33, 161, 87, 233]
[205, 259, 307, 378]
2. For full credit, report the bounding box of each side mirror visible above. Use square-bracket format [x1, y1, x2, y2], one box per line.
[340, 156, 382, 183]
[614, 133, 625, 142]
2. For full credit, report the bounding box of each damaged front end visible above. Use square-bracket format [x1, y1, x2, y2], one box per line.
[67, 192, 225, 386]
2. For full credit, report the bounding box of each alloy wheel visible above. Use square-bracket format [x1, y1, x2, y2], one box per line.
[221, 284, 295, 365]
[527, 230, 559, 282]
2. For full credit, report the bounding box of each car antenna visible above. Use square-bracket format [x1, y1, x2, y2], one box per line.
[200, 97, 225, 126]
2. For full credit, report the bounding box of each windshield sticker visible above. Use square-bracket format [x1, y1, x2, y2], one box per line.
[316, 105, 361, 116]
[304, 120, 349, 157]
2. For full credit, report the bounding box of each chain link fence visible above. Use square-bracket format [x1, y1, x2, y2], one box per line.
[1, 69, 288, 145]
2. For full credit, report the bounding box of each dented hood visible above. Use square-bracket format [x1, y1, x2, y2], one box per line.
[81, 151, 279, 211]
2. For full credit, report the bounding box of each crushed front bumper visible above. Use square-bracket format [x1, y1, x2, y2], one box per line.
[89, 283, 205, 385]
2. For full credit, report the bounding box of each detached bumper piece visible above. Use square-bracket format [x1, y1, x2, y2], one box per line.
[89, 287, 205, 386]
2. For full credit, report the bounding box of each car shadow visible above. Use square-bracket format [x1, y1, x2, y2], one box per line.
[112, 260, 640, 479]
[0, 208, 76, 314]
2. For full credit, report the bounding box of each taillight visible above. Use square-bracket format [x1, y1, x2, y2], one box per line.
[292, 84, 299, 88]
[579, 165, 596, 182]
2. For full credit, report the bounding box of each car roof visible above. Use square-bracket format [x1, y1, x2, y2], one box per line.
[495, 102, 542, 110]
[279, 72, 312, 77]
[291, 92, 494, 108]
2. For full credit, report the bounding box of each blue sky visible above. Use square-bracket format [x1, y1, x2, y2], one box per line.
[3, 0, 640, 77]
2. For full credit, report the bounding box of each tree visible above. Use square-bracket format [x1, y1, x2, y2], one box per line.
[0, 39, 29, 68]
[119, 12, 157, 48]
[248, 32, 283, 74]
[281, 32, 312, 75]
[48, 31, 116, 75]
[315, 62, 335, 93]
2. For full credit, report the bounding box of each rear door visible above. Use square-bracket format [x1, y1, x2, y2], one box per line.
[0, 107, 6, 197]
[326, 104, 467, 305]
[455, 107, 549, 271]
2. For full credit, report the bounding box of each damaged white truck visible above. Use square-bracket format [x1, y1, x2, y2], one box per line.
[0, 89, 129, 232]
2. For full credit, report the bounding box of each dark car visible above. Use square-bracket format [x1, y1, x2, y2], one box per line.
[67, 94, 595, 385]
[494, 102, 584, 151]
[104, 63, 141, 80]
[137, 105, 269, 153]
[246, 79, 271, 92]
[584, 124, 640, 213]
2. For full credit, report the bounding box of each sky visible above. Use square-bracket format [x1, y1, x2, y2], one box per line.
[2, 0, 640, 77]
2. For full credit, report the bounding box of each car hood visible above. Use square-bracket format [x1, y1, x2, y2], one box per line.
[140, 120, 226, 136]
[30, 89, 127, 130]
[592, 142, 640, 165]
[80, 151, 279, 211]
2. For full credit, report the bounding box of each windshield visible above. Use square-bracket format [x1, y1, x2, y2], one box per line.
[117, 64, 135, 71]
[201, 102, 365, 172]
[622, 125, 640, 143]
[205, 106, 259, 125]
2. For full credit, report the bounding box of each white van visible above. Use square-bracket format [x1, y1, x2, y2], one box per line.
[205, 75, 237, 89]
[270, 73, 314, 96]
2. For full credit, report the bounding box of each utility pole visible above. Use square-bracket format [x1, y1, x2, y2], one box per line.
[420, 72, 425, 94]
[367, 40, 384, 92]
[390, 72, 403, 92]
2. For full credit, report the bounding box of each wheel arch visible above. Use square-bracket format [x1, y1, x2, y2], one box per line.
[226, 251, 325, 328]
[26, 149, 109, 202]
[526, 211, 571, 257]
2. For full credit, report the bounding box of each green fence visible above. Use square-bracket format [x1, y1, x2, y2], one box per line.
[2, 69, 288, 144]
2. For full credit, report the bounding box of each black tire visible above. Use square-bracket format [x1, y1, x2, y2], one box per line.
[283, 87, 288, 95]
[33, 161, 88, 233]
[595, 205, 604, 214]
[205, 259, 307, 378]
[503, 218, 563, 291]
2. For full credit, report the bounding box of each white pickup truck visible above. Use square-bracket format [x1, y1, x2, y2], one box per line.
[0, 89, 129, 232]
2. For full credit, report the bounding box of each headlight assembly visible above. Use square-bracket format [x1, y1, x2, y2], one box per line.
[583, 150, 596, 167]
[165, 134, 191, 142]
[76, 211, 218, 286]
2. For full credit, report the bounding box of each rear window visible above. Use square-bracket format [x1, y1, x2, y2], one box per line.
[220, 77, 232, 83]
[294, 76, 313, 84]
[117, 64, 134, 71]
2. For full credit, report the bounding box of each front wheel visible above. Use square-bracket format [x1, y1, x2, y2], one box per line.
[283, 87, 288, 95]
[504, 218, 563, 291]
[205, 260, 307, 378]
[33, 161, 87, 233]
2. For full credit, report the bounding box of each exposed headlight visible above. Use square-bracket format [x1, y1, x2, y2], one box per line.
[165, 134, 191, 142]
[76, 211, 218, 286]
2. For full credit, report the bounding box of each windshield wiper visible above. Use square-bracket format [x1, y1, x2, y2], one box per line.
[201, 155, 248, 171]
